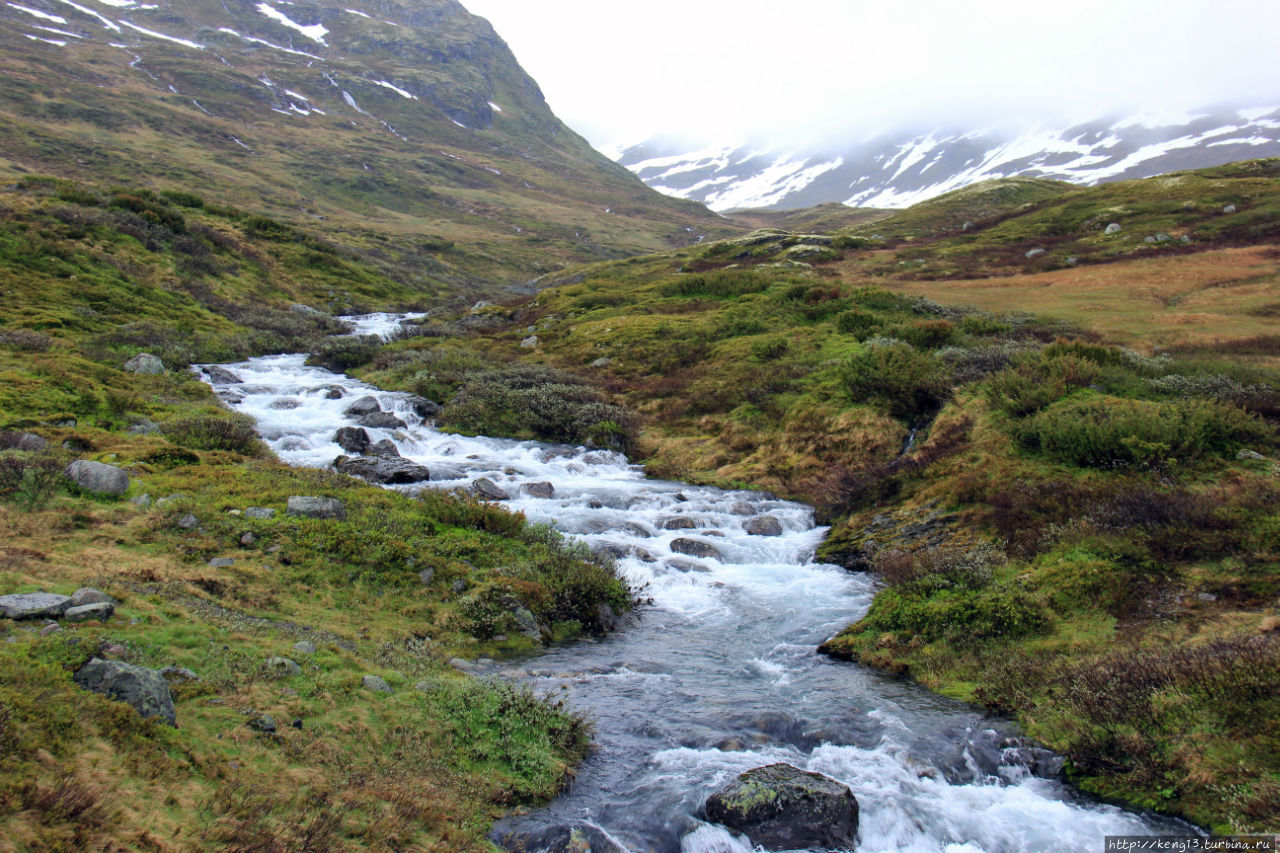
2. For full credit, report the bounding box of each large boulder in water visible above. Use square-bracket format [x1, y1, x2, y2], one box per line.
[702, 763, 858, 850]
[74, 658, 177, 727]
[358, 412, 407, 430]
[744, 516, 783, 536]
[334, 455, 431, 485]
[344, 396, 381, 417]
[489, 821, 627, 853]
[333, 426, 371, 454]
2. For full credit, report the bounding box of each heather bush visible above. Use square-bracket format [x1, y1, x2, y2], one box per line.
[986, 353, 1101, 416]
[1018, 396, 1273, 468]
[860, 584, 1047, 644]
[161, 415, 262, 454]
[844, 342, 951, 420]
[0, 451, 67, 511]
[659, 269, 771, 298]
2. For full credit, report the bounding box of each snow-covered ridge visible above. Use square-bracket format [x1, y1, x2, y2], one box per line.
[616, 105, 1280, 211]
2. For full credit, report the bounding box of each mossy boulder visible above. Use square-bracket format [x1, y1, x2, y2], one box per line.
[702, 763, 858, 850]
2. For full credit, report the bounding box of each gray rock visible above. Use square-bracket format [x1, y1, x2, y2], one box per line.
[292, 640, 317, 656]
[158, 666, 198, 682]
[70, 587, 115, 608]
[362, 674, 392, 693]
[702, 763, 858, 851]
[520, 335, 538, 348]
[491, 823, 626, 853]
[123, 353, 165, 375]
[623, 522, 652, 538]
[418, 568, 435, 585]
[511, 607, 541, 640]
[522, 481, 555, 499]
[74, 658, 176, 727]
[343, 396, 381, 417]
[176, 514, 199, 530]
[334, 427, 373, 455]
[289, 303, 327, 317]
[64, 602, 115, 623]
[744, 516, 784, 537]
[449, 657, 477, 672]
[132, 493, 152, 509]
[286, 496, 346, 519]
[590, 357, 613, 368]
[671, 538, 723, 560]
[13, 432, 47, 451]
[263, 657, 301, 677]
[1237, 449, 1267, 461]
[1180, 235, 1191, 243]
[269, 398, 303, 410]
[203, 365, 242, 384]
[407, 396, 442, 418]
[729, 501, 755, 516]
[245, 506, 275, 519]
[595, 603, 621, 633]
[126, 418, 160, 435]
[961, 221, 974, 231]
[248, 714, 277, 733]
[0, 592, 72, 620]
[451, 579, 469, 594]
[1223, 204, 1237, 214]
[317, 385, 345, 399]
[1156, 233, 1171, 242]
[473, 478, 509, 501]
[357, 412, 407, 429]
[367, 439, 400, 458]
[64, 460, 130, 496]
[39, 622, 61, 636]
[1144, 235, 1157, 243]
[1025, 248, 1046, 259]
[1104, 222, 1122, 235]
[662, 516, 697, 530]
[667, 558, 709, 573]
[334, 455, 431, 485]
[240, 532, 256, 546]
[208, 557, 235, 568]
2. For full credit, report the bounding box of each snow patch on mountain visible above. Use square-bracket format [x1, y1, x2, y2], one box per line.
[255, 1, 327, 45]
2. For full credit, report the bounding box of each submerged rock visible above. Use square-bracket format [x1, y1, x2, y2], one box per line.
[702, 763, 858, 850]
[74, 658, 177, 727]
[357, 412, 407, 429]
[490, 821, 627, 853]
[670, 538, 723, 560]
[744, 516, 783, 537]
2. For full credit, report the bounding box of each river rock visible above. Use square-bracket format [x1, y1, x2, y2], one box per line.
[744, 516, 783, 537]
[65, 460, 130, 496]
[0, 592, 72, 620]
[332, 427, 371, 454]
[334, 455, 431, 485]
[123, 353, 165, 375]
[344, 396, 381, 417]
[473, 478, 510, 501]
[523, 481, 555, 499]
[670, 538, 723, 560]
[64, 602, 115, 623]
[662, 516, 697, 530]
[270, 398, 303, 410]
[407, 396, 442, 418]
[367, 439, 400, 458]
[358, 412, 407, 430]
[203, 365, 242, 384]
[490, 822, 627, 853]
[702, 763, 858, 850]
[286, 496, 346, 519]
[74, 658, 176, 727]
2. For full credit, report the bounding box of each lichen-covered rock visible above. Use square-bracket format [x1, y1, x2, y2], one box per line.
[263, 657, 301, 677]
[702, 763, 858, 850]
[64, 602, 115, 623]
[70, 587, 115, 608]
[362, 674, 392, 693]
[245, 506, 275, 519]
[286, 496, 346, 519]
[65, 460, 130, 496]
[74, 658, 177, 727]
[123, 353, 165, 374]
[489, 821, 626, 853]
[0, 592, 72, 620]
[334, 455, 431, 485]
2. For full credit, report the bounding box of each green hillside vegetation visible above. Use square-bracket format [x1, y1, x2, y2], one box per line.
[0, 0, 738, 294]
[357, 162, 1280, 831]
[0, 174, 632, 850]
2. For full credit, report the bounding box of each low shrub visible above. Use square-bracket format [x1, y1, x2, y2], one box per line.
[844, 342, 951, 420]
[986, 353, 1100, 416]
[659, 269, 771, 298]
[0, 451, 67, 511]
[859, 585, 1047, 644]
[1018, 396, 1273, 468]
[161, 415, 261, 454]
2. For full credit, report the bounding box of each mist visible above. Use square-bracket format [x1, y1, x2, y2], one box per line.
[461, 0, 1280, 150]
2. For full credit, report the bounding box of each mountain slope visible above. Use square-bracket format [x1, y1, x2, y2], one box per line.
[0, 0, 736, 293]
[616, 104, 1280, 211]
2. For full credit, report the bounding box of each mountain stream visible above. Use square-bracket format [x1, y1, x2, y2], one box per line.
[199, 313, 1191, 853]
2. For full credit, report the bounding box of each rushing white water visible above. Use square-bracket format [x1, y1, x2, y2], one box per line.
[197, 313, 1192, 852]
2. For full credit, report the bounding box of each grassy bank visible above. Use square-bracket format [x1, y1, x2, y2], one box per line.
[367, 162, 1280, 830]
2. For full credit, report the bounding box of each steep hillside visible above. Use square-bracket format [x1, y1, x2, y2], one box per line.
[0, 0, 736, 292]
[359, 161, 1280, 830]
[616, 104, 1280, 211]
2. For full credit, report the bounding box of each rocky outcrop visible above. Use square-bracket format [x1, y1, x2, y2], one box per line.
[286, 496, 346, 519]
[702, 763, 858, 850]
[334, 455, 431, 485]
[74, 658, 177, 727]
[64, 460, 130, 496]
[0, 592, 72, 620]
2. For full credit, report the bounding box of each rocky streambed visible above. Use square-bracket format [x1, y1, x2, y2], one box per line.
[196, 313, 1192, 852]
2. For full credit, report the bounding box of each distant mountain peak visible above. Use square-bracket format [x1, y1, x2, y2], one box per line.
[616, 104, 1280, 211]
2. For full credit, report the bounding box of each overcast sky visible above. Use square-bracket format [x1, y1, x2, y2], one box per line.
[459, 0, 1280, 151]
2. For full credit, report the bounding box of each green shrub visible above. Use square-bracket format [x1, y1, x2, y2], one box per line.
[986, 354, 1101, 416]
[844, 343, 951, 420]
[242, 214, 295, 241]
[161, 416, 261, 454]
[860, 585, 1047, 643]
[159, 189, 205, 209]
[889, 319, 955, 349]
[835, 309, 881, 338]
[0, 451, 67, 511]
[1018, 396, 1274, 468]
[660, 270, 771, 298]
[750, 337, 789, 360]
